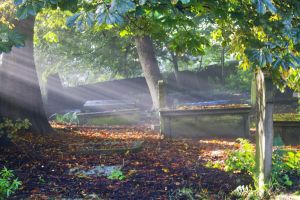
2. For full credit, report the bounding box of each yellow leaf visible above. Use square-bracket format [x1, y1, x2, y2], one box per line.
[269, 14, 281, 21]
[43, 31, 59, 43]
[75, 173, 91, 179]
[127, 170, 137, 176]
[162, 168, 169, 173]
[119, 29, 130, 37]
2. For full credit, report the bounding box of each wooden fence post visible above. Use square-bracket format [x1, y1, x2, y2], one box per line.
[158, 80, 166, 136]
[158, 80, 166, 109]
[255, 68, 274, 196]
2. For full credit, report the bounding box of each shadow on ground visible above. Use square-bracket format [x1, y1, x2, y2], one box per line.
[0, 124, 253, 199]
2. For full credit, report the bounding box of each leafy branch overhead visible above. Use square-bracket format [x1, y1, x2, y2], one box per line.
[2, 0, 300, 90]
[0, 24, 25, 53]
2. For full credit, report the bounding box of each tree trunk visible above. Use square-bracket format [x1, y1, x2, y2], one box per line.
[221, 47, 225, 83]
[255, 68, 274, 196]
[0, 17, 53, 134]
[199, 56, 203, 69]
[135, 35, 162, 110]
[170, 52, 180, 86]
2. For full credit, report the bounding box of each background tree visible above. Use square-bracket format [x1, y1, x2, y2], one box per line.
[0, 1, 25, 53]
[34, 9, 143, 87]
[0, 19, 53, 134]
[14, 0, 208, 109]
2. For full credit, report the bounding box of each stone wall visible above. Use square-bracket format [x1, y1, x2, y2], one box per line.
[44, 68, 297, 115]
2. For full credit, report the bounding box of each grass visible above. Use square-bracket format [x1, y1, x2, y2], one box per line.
[273, 113, 300, 122]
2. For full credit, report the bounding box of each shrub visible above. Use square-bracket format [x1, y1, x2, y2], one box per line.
[224, 139, 300, 196]
[225, 138, 255, 175]
[169, 188, 195, 200]
[107, 169, 126, 180]
[0, 167, 22, 199]
[53, 112, 79, 124]
[271, 149, 300, 189]
[0, 118, 31, 140]
[230, 185, 259, 200]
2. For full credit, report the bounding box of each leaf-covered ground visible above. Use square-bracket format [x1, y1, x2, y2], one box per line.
[1, 124, 254, 199]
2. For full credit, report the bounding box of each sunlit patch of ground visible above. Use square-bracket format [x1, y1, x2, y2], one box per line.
[0, 124, 261, 199]
[51, 122, 161, 140]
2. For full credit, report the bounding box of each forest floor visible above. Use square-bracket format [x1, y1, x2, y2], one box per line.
[0, 123, 291, 199]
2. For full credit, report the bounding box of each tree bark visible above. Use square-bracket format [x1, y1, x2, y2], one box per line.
[0, 17, 53, 134]
[255, 68, 274, 196]
[135, 35, 162, 110]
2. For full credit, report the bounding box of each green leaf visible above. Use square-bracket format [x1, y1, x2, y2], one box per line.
[96, 5, 107, 24]
[265, 52, 273, 64]
[139, 0, 147, 5]
[106, 13, 123, 25]
[43, 31, 59, 43]
[273, 57, 281, 69]
[58, 0, 78, 12]
[263, 0, 277, 13]
[32, 2, 44, 14]
[27, 4, 37, 16]
[135, 6, 145, 17]
[10, 32, 26, 48]
[66, 13, 81, 28]
[77, 19, 84, 31]
[112, 14, 124, 24]
[14, 0, 25, 6]
[86, 12, 95, 27]
[50, 0, 58, 4]
[110, 0, 136, 15]
[180, 0, 190, 4]
[16, 6, 29, 20]
[256, 0, 266, 14]
[0, 44, 11, 53]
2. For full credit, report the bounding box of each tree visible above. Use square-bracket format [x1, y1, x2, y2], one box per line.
[209, 0, 300, 195]
[15, 0, 206, 110]
[135, 35, 163, 108]
[0, 3, 52, 135]
[34, 9, 143, 87]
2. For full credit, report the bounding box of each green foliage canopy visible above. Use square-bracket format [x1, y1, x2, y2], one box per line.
[4, 0, 300, 90]
[210, 0, 300, 89]
[0, 1, 25, 53]
[34, 9, 142, 86]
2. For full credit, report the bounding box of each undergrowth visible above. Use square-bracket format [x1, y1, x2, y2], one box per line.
[0, 118, 31, 140]
[217, 138, 300, 199]
[53, 112, 79, 125]
[0, 167, 21, 200]
[107, 169, 126, 181]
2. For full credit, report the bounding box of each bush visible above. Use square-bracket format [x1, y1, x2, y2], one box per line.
[0, 118, 31, 140]
[0, 167, 22, 199]
[53, 112, 79, 124]
[107, 169, 126, 181]
[225, 138, 255, 175]
[224, 139, 300, 196]
[169, 188, 195, 200]
[271, 149, 300, 189]
[230, 185, 259, 200]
